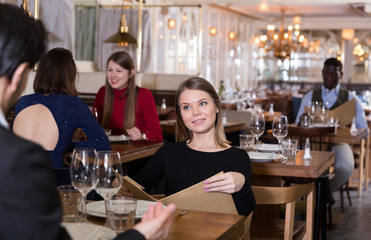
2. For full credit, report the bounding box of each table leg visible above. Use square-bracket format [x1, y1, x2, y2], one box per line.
[314, 180, 321, 240]
[366, 129, 370, 189]
[321, 177, 328, 240]
[358, 139, 365, 197]
[314, 177, 328, 240]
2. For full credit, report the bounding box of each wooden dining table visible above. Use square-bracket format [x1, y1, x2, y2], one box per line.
[160, 120, 245, 136]
[87, 209, 246, 240]
[110, 141, 164, 164]
[249, 150, 335, 240]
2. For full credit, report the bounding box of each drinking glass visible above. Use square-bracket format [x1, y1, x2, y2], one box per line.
[318, 102, 330, 122]
[239, 134, 255, 151]
[307, 101, 321, 123]
[94, 151, 123, 227]
[90, 107, 99, 121]
[94, 151, 123, 201]
[250, 113, 265, 147]
[70, 148, 97, 222]
[272, 115, 288, 154]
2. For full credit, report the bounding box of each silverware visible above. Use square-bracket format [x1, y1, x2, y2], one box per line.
[178, 210, 188, 216]
[281, 157, 289, 165]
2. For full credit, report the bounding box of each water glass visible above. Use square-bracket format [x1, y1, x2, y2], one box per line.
[105, 197, 137, 234]
[282, 139, 298, 160]
[239, 134, 255, 150]
[57, 185, 82, 223]
[104, 129, 112, 137]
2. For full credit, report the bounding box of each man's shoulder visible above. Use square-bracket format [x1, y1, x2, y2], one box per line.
[0, 126, 46, 156]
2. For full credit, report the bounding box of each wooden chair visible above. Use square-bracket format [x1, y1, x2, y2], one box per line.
[250, 183, 314, 240]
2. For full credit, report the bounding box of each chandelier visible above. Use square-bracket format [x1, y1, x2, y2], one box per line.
[254, 9, 307, 59]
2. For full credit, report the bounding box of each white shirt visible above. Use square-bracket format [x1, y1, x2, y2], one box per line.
[0, 109, 8, 129]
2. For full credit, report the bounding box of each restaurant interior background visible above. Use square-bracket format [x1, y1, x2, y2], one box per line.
[5, 0, 371, 102]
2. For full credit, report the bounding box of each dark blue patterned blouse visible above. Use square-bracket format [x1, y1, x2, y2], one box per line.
[13, 93, 111, 168]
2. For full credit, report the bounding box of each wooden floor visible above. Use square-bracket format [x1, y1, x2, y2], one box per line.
[328, 182, 371, 240]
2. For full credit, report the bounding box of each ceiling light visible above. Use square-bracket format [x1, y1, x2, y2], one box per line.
[209, 27, 217, 36]
[168, 18, 176, 29]
[104, 14, 137, 47]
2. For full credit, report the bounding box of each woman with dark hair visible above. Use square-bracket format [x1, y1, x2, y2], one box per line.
[122, 77, 255, 217]
[93, 51, 162, 142]
[12, 48, 110, 168]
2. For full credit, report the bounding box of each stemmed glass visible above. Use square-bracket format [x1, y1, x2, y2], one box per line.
[272, 115, 288, 154]
[307, 101, 321, 124]
[70, 148, 98, 222]
[90, 107, 99, 121]
[94, 151, 123, 226]
[250, 113, 265, 148]
[94, 151, 123, 200]
[318, 101, 330, 123]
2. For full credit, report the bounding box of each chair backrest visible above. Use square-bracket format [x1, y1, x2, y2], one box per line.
[252, 183, 314, 240]
[288, 125, 335, 150]
[223, 109, 252, 132]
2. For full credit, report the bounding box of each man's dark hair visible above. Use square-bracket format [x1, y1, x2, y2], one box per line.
[0, 4, 47, 81]
[324, 58, 342, 71]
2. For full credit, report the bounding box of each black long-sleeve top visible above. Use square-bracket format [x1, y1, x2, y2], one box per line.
[134, 141, 255, 216]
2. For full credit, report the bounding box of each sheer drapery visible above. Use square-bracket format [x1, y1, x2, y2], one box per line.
[75, 7, 96, 61]
[96, 8, 151, 72]
[18, 0, 74, 54]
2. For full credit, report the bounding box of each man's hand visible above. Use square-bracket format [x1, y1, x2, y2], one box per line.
[133, 203, 176, 240]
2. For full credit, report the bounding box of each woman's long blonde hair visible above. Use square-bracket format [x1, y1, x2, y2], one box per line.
[101, 51, 138, 130]
[175, 77, 230, 148]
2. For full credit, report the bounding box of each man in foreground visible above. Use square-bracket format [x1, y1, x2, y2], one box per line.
[0, 3, 175, 240]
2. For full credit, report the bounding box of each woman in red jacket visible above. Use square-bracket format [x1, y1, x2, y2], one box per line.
[93, 51, 162, 142]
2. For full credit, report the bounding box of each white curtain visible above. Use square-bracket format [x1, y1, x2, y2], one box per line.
[96, 8, 151, 72]
[18, 0, 75, 54]
[75, 7, 96, 61]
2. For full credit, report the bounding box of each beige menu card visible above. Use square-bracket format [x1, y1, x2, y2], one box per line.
[122, 172, 238, 215]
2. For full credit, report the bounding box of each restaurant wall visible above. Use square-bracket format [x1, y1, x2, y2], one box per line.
[22, 71, 189, 96]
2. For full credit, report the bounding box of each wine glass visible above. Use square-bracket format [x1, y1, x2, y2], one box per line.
[318, 103, 330, 122]
[94, 151, 123, 200]
[307, 101, 321, 124]
[94, 151, 123, 226]
[90, 107, 99, 121]
[250, 113, 265, 148]
[70, 148, 97, 222]
[272, 115, 288, 154]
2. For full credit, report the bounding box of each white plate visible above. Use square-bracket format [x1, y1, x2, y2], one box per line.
[61, 222, 116, 240]
[257, 144, 279, 153]
[248, 152, 276, 162]
[86, 200, 158, 219]
[108, 134, 131, 142]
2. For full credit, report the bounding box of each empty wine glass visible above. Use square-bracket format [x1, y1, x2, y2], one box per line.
[94, 151, 123, 201]
[95, 151, 123, 226]
[90, 107, 98, 121]
[70, 148, 97, 222]
[272, 115, 288, 154]
[250, 113, 265, 148]
[307, 101, 321, 124]
[318, 103, 330, 122]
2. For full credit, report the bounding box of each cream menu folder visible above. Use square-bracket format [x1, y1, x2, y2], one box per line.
[328, 98, 355, 127]
[304, 98, 356, 127]
[123, 172, 238, 215]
